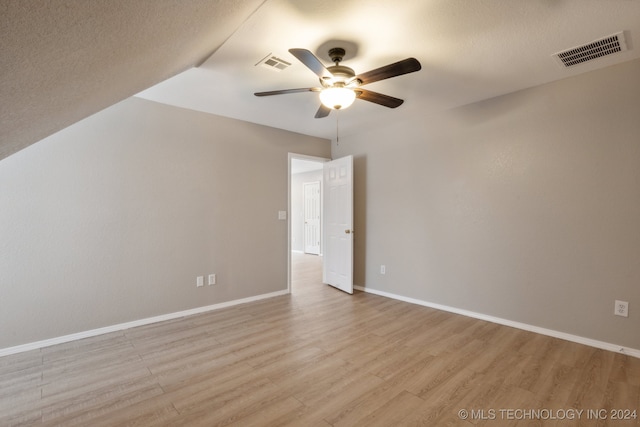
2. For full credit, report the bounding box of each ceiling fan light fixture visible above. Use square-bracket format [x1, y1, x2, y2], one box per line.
[255, 48, 422, 118]
[319, 86, 356, 110]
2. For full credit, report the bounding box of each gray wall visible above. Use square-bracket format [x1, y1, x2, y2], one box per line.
[335, 58, 640, 350]
[0, 97, 330, 349]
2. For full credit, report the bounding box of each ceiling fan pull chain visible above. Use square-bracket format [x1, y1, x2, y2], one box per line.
[336, 109, 340, 146]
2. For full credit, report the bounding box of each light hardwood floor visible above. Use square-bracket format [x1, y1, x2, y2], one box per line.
[1, 253, 639, 426]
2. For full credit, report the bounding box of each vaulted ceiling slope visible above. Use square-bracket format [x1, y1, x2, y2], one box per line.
[0, 0, 265, 161]
[3, 1, 640, 162]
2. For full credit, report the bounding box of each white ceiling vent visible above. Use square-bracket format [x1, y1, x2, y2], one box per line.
[256, 53, 291, 72]
[553, 32, 628, 68]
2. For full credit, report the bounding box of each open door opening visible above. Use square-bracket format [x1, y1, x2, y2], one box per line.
[288, 153, 354, 295]
[289, 154, 328, 294]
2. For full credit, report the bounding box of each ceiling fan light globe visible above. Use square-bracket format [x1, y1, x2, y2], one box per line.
[320, 87, 356, 110]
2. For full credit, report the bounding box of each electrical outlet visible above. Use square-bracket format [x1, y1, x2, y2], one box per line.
[614, 300, 629, 317]
[208, 274, 216, 285]
[380, 265, 386, 275]
[196, 276, 204, 288]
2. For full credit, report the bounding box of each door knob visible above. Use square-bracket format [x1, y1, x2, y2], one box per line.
[345, 229, 354, 234]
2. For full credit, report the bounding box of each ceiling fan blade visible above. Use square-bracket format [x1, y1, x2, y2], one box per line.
[254, 87, 320, 96]
[314, 104, 331, 119]
[355, 58, 421, 86]
[289, 48, 333, 80]
[355, 89, 404, 108]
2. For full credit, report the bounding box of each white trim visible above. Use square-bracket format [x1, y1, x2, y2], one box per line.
[0, 289, 289, 358]
[354, 285, 640, 359]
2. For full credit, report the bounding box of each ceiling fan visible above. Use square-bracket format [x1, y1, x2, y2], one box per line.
[254, 47, 421, 118]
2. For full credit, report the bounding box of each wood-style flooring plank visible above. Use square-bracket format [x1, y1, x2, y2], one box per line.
[1, 253, 639, 426]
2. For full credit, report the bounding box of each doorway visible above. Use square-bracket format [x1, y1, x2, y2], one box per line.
[288, 154, 329, 293]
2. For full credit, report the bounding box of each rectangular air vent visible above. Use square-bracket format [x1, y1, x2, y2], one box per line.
[256, 53, 292, 72]
[553, 32, 628, 68]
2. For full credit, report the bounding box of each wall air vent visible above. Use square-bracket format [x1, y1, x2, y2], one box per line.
[256, 53, 292, 72]
[553, 32, 628, 68]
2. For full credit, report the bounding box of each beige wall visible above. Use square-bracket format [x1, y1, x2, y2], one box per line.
[334, 58, 640, 350]
[0, 97, 330, 349]
[3, 57, 639, 352]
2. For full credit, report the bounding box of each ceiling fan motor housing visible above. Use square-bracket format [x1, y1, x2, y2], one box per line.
[320, 47, 357, 87]
[322, 65, 356, 87]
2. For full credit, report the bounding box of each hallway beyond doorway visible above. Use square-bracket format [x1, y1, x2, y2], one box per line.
[291, 252, 323, 294]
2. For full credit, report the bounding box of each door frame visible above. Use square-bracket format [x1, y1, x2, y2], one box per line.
[287, 153, 330, 293]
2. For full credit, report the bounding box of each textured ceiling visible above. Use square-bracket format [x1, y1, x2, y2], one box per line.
[3, 0, 640, 161]
[138, 0, 640, 140]
[0, 0, 265, 160]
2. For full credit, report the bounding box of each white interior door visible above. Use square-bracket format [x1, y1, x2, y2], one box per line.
[322, 155, 353, 294]
[303, 181, 321, 255]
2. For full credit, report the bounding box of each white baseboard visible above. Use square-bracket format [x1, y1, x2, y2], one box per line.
[0, 289, 289, 358]
[354, 285, 640, 359]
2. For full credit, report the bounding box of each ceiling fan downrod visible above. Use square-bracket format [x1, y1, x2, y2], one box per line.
[328, 47, 346, 65]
